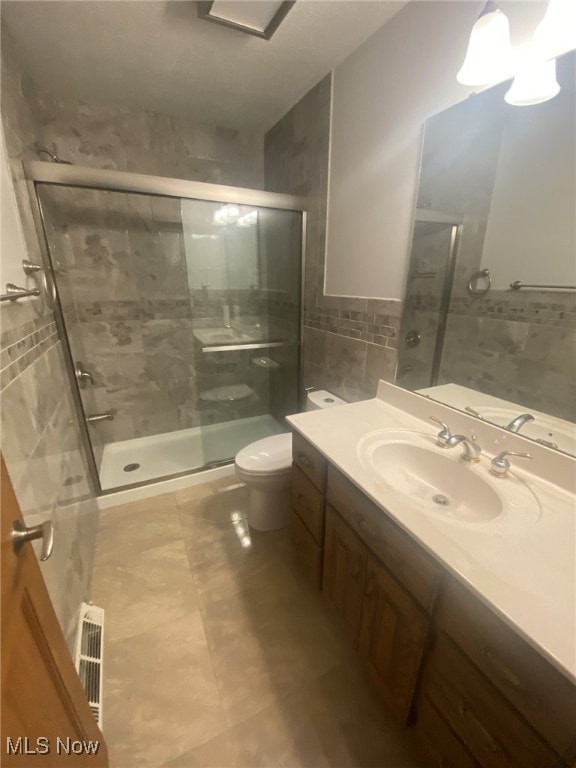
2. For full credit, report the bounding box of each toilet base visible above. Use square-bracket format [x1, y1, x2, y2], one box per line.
[247, 485, 291, 531]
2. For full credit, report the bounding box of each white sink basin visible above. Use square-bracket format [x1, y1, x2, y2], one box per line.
[357, 429, 541, 525]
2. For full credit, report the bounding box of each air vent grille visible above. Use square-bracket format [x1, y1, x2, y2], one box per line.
[74, 602, 104, 728]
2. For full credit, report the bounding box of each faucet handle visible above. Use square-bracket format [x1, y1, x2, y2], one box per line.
[490, 450, 532, 478]
[429, 416, 452, 447]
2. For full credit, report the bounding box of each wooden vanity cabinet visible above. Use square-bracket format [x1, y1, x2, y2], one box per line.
[416, 578, 576, 768]
[322, 504, 366, 644]
[418, 634, 563, 768]
[358, 551, 430, 723]
[323, 466, 440, 723]
[290, 435, 327, 589]
[289, 432, 576, 767]
[435, 578, 576, 762]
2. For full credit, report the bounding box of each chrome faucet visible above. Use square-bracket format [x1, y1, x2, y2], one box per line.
[490, 450, 532, 477]
[429, 416, 453, 447]
[444, 434, 482, 462]
[505, 413, 534, 433]
[429, 416, 481, 462]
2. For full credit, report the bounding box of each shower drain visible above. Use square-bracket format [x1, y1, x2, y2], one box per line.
[432, 494, 450, 506]
[123, 463, 140, 472]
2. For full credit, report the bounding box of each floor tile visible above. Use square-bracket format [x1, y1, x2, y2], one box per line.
[201, 571, 351, 727]
[92, 540, 199, 644]
[104, 612, 226, 768]
[161, 731, 237, 768]
[95, 492, 181, 566]
[229, 660, 424, 768]
[94, 479, 426, 768]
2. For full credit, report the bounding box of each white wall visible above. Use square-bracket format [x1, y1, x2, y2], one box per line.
[325, 0, 549, 300]
[0, 129, 30, 286]
[480, 90, 576, 289]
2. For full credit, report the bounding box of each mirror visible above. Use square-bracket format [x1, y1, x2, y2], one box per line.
[397, 49, 576, 457]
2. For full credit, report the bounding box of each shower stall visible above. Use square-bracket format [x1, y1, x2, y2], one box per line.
[26, 162, 305, 493]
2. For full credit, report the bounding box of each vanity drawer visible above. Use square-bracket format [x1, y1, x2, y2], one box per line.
[424, 634, 562, 768]
[291, 464, 324, 544]
[290, 510, 322, 589]
[437, 577, 576, 761]
[415, 694, 480, 768]
[327, 466, 440, 613]
[292, 432, 326, 491]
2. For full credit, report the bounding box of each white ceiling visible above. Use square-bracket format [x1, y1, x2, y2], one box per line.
[1, 1, 407, 132]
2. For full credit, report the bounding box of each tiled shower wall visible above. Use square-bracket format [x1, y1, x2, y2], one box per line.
[0, 23, 266, 641]
[264, 74, 401, 404]
[1, 31, 98, 648]
[7, 26, 267, 449]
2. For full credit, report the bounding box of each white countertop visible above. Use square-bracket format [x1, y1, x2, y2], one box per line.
[287, 383, 576, 684]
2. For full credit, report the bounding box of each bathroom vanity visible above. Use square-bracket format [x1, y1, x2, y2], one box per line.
[287, 383, 576, 768]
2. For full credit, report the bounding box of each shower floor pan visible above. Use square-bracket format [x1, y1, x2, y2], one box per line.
[99, 414, 285, 491]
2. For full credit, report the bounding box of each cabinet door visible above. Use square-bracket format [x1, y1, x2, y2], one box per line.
[292, 432, 326, 491]
[416, 694, 480, 768]
[359, 554, 429, 724]
[291, 511, 323, 589]
[423, 634, 562, 768]
[322, 505, 366, 646]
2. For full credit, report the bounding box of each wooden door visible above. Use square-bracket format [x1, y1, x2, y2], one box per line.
[322, 505, 366, 646]
[1, 456, 108, 766]
[358, 553, 429, 724]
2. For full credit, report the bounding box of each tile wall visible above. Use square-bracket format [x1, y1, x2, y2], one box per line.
[264, 74, 401, 404]
[1, 30, 98, 648]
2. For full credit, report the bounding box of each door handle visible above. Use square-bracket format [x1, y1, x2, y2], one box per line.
[11, 519, 54, 561]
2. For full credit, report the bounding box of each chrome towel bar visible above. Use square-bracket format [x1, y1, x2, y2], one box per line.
[510, 281, 576, 291]
[0, 284, 41, 302]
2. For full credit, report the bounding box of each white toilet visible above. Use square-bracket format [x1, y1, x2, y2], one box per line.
[235, 390, 345, 531]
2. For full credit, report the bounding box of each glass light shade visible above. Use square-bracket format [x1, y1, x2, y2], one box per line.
[457, 8, 513, 86]
[505, 57, 560, 106]
[535, 0, 576, 58]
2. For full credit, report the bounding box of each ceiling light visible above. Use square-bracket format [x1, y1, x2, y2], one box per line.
[197, 1, 295, 40]
[505, 56, 560, 106]
[236, 210, 258, 227]
[213, 204, 240, 225]
[457, 1, 513, 86]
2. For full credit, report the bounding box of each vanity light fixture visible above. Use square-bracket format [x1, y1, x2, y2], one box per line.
[457, 1, 513, 86]
[505, 55, 560, 106]
[534, 0, 576, 57]
[197, 1, 295, 40]
[503, 0, 575, 107]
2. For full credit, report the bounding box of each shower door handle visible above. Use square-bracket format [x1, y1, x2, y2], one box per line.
[75, 363, 94, 387]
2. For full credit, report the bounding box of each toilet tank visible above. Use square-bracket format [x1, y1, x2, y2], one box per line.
[306, 389, 346, 411]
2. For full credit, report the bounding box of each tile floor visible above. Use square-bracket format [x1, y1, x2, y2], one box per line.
[92, 476, 427, 768]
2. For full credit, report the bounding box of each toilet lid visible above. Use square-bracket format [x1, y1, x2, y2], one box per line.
[235, 433, 292, 474]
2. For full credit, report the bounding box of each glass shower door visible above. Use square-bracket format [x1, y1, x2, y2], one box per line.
[36, 183, 302, 491]
[180, 198, 301, 465]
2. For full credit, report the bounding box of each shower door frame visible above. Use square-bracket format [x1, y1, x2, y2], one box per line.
[25, 160, 307, 495]
[397, 212, 462, 391]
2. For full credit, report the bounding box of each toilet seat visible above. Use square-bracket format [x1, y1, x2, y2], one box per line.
[235, 433, 292, 475]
